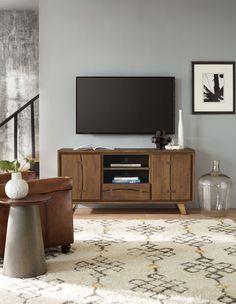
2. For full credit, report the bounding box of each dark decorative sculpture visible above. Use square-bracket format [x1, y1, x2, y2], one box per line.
[151, 130, 172, 150]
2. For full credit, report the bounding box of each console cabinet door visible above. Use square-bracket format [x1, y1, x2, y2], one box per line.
[60, 153, 101, 201]
[151, 154, 171, 200]
[80, 154, 101, 200]
[171, 153, 192, 200]
[151, 153, 192, 201]
[60, 154, 81, 200]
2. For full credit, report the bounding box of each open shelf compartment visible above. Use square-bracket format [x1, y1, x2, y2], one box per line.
[103, 169, 149, 184]
[103, 154, 149, 168]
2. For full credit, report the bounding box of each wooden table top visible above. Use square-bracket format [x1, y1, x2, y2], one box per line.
[0, 194, 51, 206]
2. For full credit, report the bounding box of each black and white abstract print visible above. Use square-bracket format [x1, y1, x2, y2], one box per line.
[203, 73, 224, 102]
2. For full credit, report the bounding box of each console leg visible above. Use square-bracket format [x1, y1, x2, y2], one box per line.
[61, 244, 71, 254]
[72, 202, 79, 213]
[177, 203, 187, 215]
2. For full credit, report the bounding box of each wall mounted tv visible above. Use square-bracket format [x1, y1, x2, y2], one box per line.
[76, 76, 175, 134]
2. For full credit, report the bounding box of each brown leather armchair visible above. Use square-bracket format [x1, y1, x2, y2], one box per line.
[0, 172, 74, 257]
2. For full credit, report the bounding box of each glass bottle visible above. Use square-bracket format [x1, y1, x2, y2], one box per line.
[198, 160, 232, 216]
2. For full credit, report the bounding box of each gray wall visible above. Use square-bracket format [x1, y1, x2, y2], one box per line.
[39, 0, 236, 207]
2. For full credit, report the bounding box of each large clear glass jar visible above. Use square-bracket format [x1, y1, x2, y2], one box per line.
[198, 160, 232, 216]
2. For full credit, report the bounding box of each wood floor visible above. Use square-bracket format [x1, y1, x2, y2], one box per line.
[74, 208, 236, 221]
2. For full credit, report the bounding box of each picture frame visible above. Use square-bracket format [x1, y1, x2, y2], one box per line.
[192, 61, 235, 114]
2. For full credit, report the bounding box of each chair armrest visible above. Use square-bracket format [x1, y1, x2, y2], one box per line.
[28, 177, 72, 195]
[0, 171, 36, 184]
[0, 184, 6, 197]
[0, 176, 72, 197]
[0, 171, 37, 197]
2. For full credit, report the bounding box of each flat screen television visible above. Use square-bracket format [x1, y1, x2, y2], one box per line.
[76, 76, 175, 134]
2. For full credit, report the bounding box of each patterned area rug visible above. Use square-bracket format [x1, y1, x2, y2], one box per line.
[0, 219, 236, 304]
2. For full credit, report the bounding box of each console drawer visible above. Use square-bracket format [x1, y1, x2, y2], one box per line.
[102, 184, 150, 201]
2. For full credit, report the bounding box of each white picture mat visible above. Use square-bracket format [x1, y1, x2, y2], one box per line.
[193, 64, 234, 112]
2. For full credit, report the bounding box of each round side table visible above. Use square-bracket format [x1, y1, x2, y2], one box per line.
[0, 194, 50, 278]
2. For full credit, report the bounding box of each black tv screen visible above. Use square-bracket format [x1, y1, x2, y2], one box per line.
[76, 76, 175, 134]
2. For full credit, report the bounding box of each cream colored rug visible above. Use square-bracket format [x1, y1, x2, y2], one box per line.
[0, 219, 236, 304]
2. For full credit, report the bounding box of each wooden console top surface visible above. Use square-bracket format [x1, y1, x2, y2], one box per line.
[58, 148, 195, 154]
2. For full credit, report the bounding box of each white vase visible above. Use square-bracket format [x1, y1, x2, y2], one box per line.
[5, 172, 29, 199]
[178, 109, 184, 148]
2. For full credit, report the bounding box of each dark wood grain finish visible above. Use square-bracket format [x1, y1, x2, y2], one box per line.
[60, 154, 82, 200]
[103, 184, 150, 201]
[171, 153, 192, 200]
[81, 154, 101, 200]
[58, 148, 195, 214]
[59, 153, 101, 201]
[58, 148, 194, 154]
[151, 154, 171, 200]
[0, 194, 50, 206]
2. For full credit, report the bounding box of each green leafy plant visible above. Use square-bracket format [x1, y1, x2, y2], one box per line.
[0, 157, 35, 173]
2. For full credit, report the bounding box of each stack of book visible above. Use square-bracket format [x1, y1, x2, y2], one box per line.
[112, 176, 141, 184]
[110, 163, 141, 168]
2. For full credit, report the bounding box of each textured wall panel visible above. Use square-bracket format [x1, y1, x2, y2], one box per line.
[0, 11, 38, 161]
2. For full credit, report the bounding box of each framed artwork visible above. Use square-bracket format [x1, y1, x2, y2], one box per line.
[192, 61, 235, 114]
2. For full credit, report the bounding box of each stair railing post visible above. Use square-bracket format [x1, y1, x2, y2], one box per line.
[14, 115, 18, 160]
[31, 103, 36, 159]
[0, 94, 39, 161]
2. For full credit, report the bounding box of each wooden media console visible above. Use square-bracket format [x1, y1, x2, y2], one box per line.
[58, 148, 195, 215]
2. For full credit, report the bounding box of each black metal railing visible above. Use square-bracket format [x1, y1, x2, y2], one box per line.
[0, 94, 39, 160]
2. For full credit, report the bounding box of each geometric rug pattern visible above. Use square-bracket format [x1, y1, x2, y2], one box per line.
[0, 219, 236, 304]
